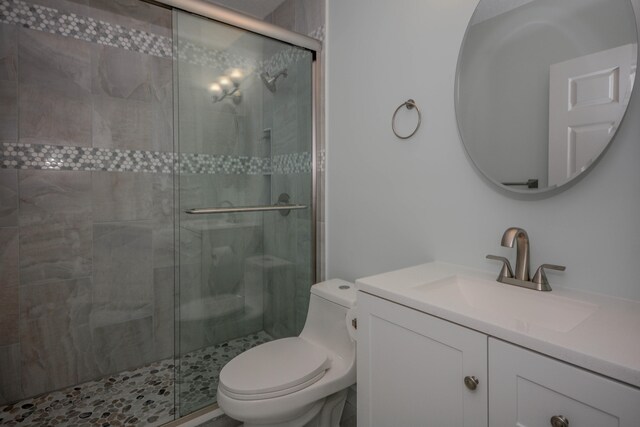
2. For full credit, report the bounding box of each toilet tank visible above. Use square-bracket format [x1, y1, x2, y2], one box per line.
[300, 279, 356, 360]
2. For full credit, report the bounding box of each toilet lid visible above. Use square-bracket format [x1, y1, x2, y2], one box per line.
[219, 337, 331, 400]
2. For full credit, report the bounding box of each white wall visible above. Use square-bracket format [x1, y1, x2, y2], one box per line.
[326, 0, 640, 301]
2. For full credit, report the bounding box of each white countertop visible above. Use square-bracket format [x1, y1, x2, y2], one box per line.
[356, 261, 640, 388]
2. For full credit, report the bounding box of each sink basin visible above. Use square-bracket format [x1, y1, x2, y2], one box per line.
[412, 275, 598, 333]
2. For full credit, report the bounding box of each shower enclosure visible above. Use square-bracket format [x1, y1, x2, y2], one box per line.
[0, 0, 319, 425]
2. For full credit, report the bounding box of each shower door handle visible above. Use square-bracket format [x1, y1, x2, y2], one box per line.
[186, 204, 307, 215]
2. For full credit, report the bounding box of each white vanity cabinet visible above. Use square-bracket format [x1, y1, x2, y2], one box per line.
[489, 338, 640, 427]
[357, 291, 488, 427]
[357, 290, 640, 427]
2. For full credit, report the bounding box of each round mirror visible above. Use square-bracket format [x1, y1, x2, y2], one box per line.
[456, 0, 638, 196]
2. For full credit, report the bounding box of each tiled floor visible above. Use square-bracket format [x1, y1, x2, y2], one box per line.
[0, 331, 271, 427]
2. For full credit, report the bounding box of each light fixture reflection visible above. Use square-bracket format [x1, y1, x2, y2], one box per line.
[210, 69, 244, 104]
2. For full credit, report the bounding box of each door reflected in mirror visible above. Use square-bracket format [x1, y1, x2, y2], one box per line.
[456, 0, 638, 196]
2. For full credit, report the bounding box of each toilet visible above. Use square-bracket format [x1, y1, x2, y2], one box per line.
[217, 279, 357, 427]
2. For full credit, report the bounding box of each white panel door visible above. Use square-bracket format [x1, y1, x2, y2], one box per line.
[548, 43, 636, 186]
[357, 291, 487, 427]
[489, 338, 640, 427]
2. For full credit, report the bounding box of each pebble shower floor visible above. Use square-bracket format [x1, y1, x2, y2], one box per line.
[0, 331, 271, 426]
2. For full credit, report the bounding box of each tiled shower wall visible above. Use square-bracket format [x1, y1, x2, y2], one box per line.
[0, 0, 174, 404]
[250, 0, 327, 284]
[0, 0, 326, 411]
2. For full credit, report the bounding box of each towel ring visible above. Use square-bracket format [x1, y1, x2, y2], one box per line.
[392, 99, 422, 140]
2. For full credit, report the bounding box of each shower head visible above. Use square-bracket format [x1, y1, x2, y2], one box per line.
[260, 69, 288, 93]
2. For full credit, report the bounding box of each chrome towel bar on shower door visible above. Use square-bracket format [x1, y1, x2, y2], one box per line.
[186, 204, 307, 215]
[186, 192, 306, 216]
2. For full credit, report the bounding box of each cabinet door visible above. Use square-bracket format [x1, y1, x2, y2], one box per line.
[357, 291, 488, 427]
[489, 338, 640, 427]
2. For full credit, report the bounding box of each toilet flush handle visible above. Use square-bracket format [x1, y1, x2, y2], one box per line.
[346, 308, 358, 341]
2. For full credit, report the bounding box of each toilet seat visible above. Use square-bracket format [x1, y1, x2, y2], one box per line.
[219, 337, 331, 401]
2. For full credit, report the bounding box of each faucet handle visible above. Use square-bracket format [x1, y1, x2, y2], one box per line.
[486, 255, 514, 279]
[532, 264, 566, 290]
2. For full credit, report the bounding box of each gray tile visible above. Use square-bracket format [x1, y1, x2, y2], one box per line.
[294, 0, 325, 36]
[18, 170, 92, 285]
[92, 171, 153, 222]
[0, 81, 17, 141]
[153, 224, 174, 269]
[93, 94, 172, 152]
[18, 169, 92, 225]
[153, 172, 174, 224]
[90, 315, 154, 376]
[0, 23, 17, 82]
[0, 25, 16, 139]
[92, 94, 149, 150]
[0, 344, 23, 405]
[154, 266, 174, 360]
[20, 278, 92, 322]
[177, 174, 217, 220]
[152, 174, 175, 270]
[0, 169, 18, 227]
[272, 0, 296, 32]
[177, 225, 202, 272]
[19, 220, 93, 285]
[18, 28, 91, 96]
[93, 222, 153, 304]
[153, 98, 174, 153]
[0, 227, 19, 288]
[19, 279, 93, 398]
[19, 83, 92, 147]
[18, 28, 92, 146]
[150, 54, 173, 111]
[178, 87, 244, 157]
[92, 44, 154, 102]
[0, 285, 18, 346]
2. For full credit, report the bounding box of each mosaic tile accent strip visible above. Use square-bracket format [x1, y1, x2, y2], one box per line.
[1, 142, 175, 173]
[0, 0, 318, 114]
[0, 143, 300, 175]
[272, 152, 312, 174]
[0, 0, 313, 74]
[0, 0, 172, 57]
[0, 331, 272, 427]
[180, 152, 271, 175]
[263, 45, 312, 76]
[177, 39, 258, 74]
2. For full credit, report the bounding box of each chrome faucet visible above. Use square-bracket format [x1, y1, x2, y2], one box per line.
[487, 227, 566, 291]
[501, 227, 530, 281]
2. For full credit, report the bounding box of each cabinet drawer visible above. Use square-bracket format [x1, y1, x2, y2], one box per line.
[489, 338, 640, 427]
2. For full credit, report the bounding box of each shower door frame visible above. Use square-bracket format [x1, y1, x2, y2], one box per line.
[155, 0, 321, 285]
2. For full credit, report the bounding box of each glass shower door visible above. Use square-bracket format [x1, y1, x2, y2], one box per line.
[173, 11, 314, 416]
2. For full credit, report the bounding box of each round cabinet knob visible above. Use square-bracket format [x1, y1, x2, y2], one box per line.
[463, 376, 479, 391]
[550, 415, 569, 427]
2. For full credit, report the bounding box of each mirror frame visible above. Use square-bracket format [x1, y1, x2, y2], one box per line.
[454, 0, 640, 199]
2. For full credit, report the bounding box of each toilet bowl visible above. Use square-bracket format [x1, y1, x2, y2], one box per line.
[217, 279, 357, 427]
